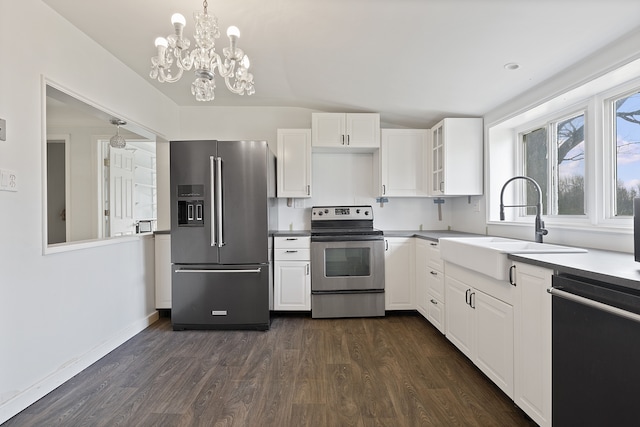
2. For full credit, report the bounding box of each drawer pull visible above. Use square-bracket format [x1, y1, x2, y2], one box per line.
[430, 271, 438, 276]
[285, 250, 298, 253]
[285, 238, 298, 241]
[430, 299, 438, 305]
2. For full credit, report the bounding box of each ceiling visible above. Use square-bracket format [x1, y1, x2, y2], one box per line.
[42, 0, 640, 128]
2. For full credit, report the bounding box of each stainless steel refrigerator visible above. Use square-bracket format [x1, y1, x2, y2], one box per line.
[170, 140, 277, 330]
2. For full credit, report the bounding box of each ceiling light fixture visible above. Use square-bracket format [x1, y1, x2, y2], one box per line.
[109, 119, 127, 149]
[149, 0, 255, 102]
[504, 62, 520, 71]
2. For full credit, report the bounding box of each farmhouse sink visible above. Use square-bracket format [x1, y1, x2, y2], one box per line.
[439, 237, 587, 281]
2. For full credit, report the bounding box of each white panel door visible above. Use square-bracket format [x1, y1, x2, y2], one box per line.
[109, 148, 135, 236]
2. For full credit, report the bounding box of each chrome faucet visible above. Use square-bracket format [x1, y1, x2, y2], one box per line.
[499, 176, 548, 243]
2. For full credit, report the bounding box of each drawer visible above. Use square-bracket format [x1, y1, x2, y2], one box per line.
[426, 242, 444, 271]
[426, 268, 444, 301]
[274, 236, 310, 249]
[274, 248, 310, 261]
[426, 295, 445, 334]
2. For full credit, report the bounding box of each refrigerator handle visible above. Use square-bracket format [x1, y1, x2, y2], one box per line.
[209, 156, 217, 247]
[216, 156, 225, 247]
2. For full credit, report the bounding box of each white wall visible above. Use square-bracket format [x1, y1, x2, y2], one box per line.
[452, 28, 640, 252]
[0, 1, 180, 422]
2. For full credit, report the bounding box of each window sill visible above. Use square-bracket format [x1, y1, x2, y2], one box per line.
[44, 234, 154, 255]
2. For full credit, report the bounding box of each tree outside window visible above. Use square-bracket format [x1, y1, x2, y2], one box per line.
[522, 113, 585, 216]
[614, 91, 640, 216]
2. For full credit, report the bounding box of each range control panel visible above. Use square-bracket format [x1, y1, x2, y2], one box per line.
[311, 205, 373, 220]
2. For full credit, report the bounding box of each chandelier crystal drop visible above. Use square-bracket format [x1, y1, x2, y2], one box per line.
[149, 0, 255, 102]
[109, 119, 127, 149]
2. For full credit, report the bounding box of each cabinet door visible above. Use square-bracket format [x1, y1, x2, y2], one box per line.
[428, 118, 483, 196]
[311, 113, 345, 147]
[445, 275, 473, 359]
[155, 234, 172, 309]
[513, 262, 552, 427]
[475, 290, 514, 398]
[277, 129, 311, 198]
[384, 238, 415, 310]
[274, 261, 310, 310]
[346, 113, 380, 148]
[380, 129, 428, 196]
[414, 239, 429, 317]
[431, 123, 444, 195]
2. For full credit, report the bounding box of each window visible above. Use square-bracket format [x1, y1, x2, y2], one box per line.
[521, 112, 586, 217]
[612, 91, 640, 216]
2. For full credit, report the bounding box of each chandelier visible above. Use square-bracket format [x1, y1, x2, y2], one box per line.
[109, 119, 127, 149]
[149, 0, 255, 102]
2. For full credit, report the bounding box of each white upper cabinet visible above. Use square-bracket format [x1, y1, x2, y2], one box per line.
[378, 129, 429, 197]
[429, 118, 483, 196]
[312, 113, 380, 150]
[277, 129, 312, 198]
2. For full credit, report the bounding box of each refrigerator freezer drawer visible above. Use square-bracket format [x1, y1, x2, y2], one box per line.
[172, 264, 270, 330]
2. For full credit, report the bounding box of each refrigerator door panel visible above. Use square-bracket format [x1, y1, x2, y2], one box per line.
[172, 264, 270, 330]
[217, 140, 269, 264]
[170, 140, 220, 264]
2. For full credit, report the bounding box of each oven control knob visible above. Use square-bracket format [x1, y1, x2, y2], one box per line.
[318, 211, 323, 216]
[364, 211, 370, 215]
[324, 209, 329, 214]
[356, 209, 361, 214]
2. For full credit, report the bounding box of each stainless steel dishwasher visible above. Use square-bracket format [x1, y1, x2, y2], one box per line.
[549, 274, 640, 426]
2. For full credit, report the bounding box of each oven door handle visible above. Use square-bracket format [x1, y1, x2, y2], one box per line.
[547, 287, 640, 324]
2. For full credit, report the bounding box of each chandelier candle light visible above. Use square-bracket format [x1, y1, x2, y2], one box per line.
[150, 0, 255, 101]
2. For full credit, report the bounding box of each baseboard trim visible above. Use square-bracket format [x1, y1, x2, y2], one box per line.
[0, 311, 160, 424]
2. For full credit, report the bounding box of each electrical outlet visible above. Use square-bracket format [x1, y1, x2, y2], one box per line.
[0, 118, 6, 141]
[294, 198, 305, 209]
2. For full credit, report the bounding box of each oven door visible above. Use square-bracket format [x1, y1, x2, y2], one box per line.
[311, 238, 385, 292]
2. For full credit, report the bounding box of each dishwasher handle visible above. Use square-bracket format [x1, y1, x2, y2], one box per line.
[547, 287, 640, 324]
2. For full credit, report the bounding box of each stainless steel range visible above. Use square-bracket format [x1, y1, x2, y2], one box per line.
[310, 205, 385, 318]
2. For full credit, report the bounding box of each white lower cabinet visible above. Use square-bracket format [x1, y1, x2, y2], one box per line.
[415, 239, 445, 333]
[384, 237, 415, 310]
[512, 261, 552, 427]
[274, 236, 311, 311]
[154, 233, 171, 309]
[415, 239, 429, 317]
[445, 262, 514, 398]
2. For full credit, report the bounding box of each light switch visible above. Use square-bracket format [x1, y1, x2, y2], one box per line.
[0, 169, 17, 192]
[0, 118, 6, 141]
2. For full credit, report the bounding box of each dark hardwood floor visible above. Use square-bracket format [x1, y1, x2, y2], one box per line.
[4, 313, 536, 426]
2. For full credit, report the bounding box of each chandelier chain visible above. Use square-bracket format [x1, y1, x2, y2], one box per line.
[203, 0, 208, 14]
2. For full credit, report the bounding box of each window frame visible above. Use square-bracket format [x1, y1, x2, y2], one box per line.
[603, 83, 640, 221]
[513, 105, 590, 226]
